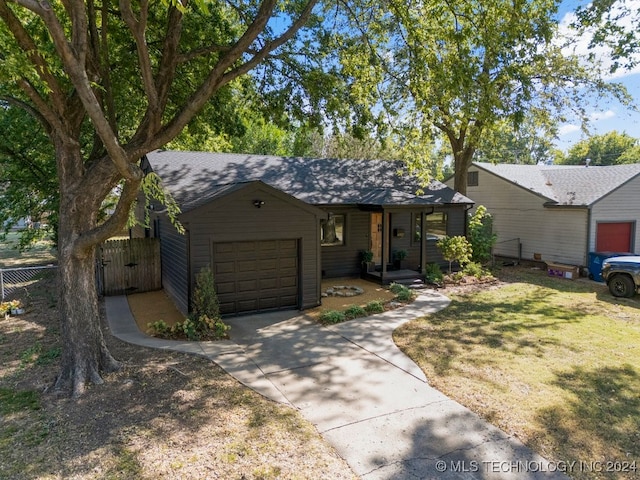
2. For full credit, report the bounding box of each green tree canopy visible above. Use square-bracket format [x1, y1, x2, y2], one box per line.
[557, 131, 640, 165]
[337, 0, 633, 194]
[0, 0, 327, 397]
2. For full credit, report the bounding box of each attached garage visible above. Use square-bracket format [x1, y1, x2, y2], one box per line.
[152, 179, 325, 317]
[213, 240, 299, 315]
[596, 222, 634, 252]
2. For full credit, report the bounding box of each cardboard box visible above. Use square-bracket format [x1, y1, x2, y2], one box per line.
[546, 262, 579, 280]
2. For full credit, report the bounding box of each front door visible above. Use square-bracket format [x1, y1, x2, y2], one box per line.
[370, 213, 383, 265]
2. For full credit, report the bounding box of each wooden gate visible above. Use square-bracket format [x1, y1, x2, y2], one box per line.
[98, 238, 161, 295]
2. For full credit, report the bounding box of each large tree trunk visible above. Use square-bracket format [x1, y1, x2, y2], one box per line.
[53, 246, 121, 397]
[451, 140, 476, 196]
[52, 141, 127, 398]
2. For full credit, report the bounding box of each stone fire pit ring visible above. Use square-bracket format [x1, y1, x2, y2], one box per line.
[322, 285, 365, 297]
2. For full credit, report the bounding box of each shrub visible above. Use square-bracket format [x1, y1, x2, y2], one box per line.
[436, 235, 472, 273]
[365, 300, 385, 314]
[192, 267, 220, 320]
[344, 305, 367, 319]
[148, 319, 172, 336]
[389, 282, 413, 302]
[320, 310, 346, 325]
[360, 250, 374, 264]
[468, 206, 497, 264]
[424, 263, 444, 285]
[462, 261, 494, 280]
[148, 267, 230, 341]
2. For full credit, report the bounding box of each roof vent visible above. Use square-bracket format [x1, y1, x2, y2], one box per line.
[585, 158, 591, 167]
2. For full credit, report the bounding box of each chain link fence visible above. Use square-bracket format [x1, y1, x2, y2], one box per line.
[0, 265, 57, 301]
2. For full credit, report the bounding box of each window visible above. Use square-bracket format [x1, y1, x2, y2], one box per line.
[426, 212, 447, 240]
[468, 171, 479, 187]
[321, 215, 345, 246]
[413, 214, 422, 243]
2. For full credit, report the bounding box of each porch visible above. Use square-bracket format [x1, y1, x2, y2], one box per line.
[363, 268, 426, 287]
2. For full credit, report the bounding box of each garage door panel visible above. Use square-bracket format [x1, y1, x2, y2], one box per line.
[238, 279, 258, 292]
[212, 240, 299, 315]
[596, 222, 633, 252]
[216, 281, 236, 295]
[259, 241, 277, 252]
[237, 260, 257, 272]
[260, 278, 278, 289]
[214, 243, 235, 254]
[279, 257, 297, 268]
[238, 299, 259, 312]
[259, 259, 277, 270]
[215, 261, 235, 275]
[280, 276, 297, 288]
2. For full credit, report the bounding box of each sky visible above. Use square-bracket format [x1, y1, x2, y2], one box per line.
[554, 0, 640, 151]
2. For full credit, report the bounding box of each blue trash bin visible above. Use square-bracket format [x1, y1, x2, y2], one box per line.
[588, 252, 633, 282]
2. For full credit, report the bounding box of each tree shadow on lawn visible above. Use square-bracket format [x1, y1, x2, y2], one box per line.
[497, 266, 640, 311]
[398, 286, 583, 378]
[532, 364, 640, 478]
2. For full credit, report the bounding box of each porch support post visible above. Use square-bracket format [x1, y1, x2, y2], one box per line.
[420, 210, 428, 273]
[381, 210, 388, 283]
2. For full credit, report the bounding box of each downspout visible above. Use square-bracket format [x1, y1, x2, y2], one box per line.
[421, 207, 435, 273]
[381, 209, 388, 283]
[186, 226, 192, 314]
[585, 207, 592, 267]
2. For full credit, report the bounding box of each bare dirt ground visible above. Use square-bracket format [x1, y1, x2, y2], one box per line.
[128, 277, 399, 332]
[0, 271, 356, 480]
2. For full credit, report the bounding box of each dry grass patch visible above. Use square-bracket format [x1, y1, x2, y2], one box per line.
[0, 272, 355, 480]
[394, 267, 640, 480]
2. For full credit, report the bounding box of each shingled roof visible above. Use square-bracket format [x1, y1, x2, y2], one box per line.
[146, 150, 473, 212]
[473, 162, 640, 206]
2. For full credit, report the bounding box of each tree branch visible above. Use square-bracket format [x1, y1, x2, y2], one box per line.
[0, 0, 66, 117]
[150, 0, 318, 149]
[16, 0, 140, 181]
[75, 176, 142, 250]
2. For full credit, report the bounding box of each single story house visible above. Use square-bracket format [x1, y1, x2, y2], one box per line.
[143, 150, 473, 316]
[445, 162, 640, 268]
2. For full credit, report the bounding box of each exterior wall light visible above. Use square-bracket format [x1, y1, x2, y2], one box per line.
[253, 200, 265, 208]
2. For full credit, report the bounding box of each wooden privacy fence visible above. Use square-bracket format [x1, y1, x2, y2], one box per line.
[97, 238, 161, 296]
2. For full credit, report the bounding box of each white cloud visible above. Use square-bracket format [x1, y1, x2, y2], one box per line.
[558, 1, 640, 80]
[590, 109, 616, 121]
[559, 124, 580, 136]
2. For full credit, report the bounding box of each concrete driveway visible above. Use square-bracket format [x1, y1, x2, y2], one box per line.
[106, 291, 568, 479]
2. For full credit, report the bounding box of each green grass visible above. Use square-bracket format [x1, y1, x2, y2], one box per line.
[0, 231, 56, 267]
[394, 268, 640, 480]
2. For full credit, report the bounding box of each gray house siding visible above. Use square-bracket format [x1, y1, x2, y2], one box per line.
[452, 166, 589, 266]
[181, 182, 323, 313]
[320, 208, 370, 278]
[319, 206, 469, 277]
[155, 215, 190, 315]
[590, 175, 640, 254]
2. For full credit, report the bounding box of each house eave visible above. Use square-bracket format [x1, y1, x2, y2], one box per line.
[543, 202, 589, 209]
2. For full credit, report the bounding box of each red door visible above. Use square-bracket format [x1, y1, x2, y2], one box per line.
[596, 222, 633, 252]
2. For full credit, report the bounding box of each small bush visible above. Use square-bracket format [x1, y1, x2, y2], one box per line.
[468, 205, 497, 264]
[436, 235, 472, 273]
[320, 310, 346, 325]
[424, 263, 444, 285]
[147, 267, 230, 341]
[344, 305, 367, 319]
[365, 300, 385, 314]
[389, 282, 413, 302]
[462, 261, 494, 280]
[148, 319, 172, 336]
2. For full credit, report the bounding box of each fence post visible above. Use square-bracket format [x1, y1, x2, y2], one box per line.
[1, 269, 4, 301]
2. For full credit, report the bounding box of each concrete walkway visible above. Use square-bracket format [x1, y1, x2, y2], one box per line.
[105, 293, 568, 480]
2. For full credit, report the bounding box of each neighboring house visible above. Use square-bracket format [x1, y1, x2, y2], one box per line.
[445, 162, 640, 268]
[144, 150, 473, 316]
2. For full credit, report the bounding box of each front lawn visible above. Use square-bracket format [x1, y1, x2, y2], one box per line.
[394, 266, 640, 480]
